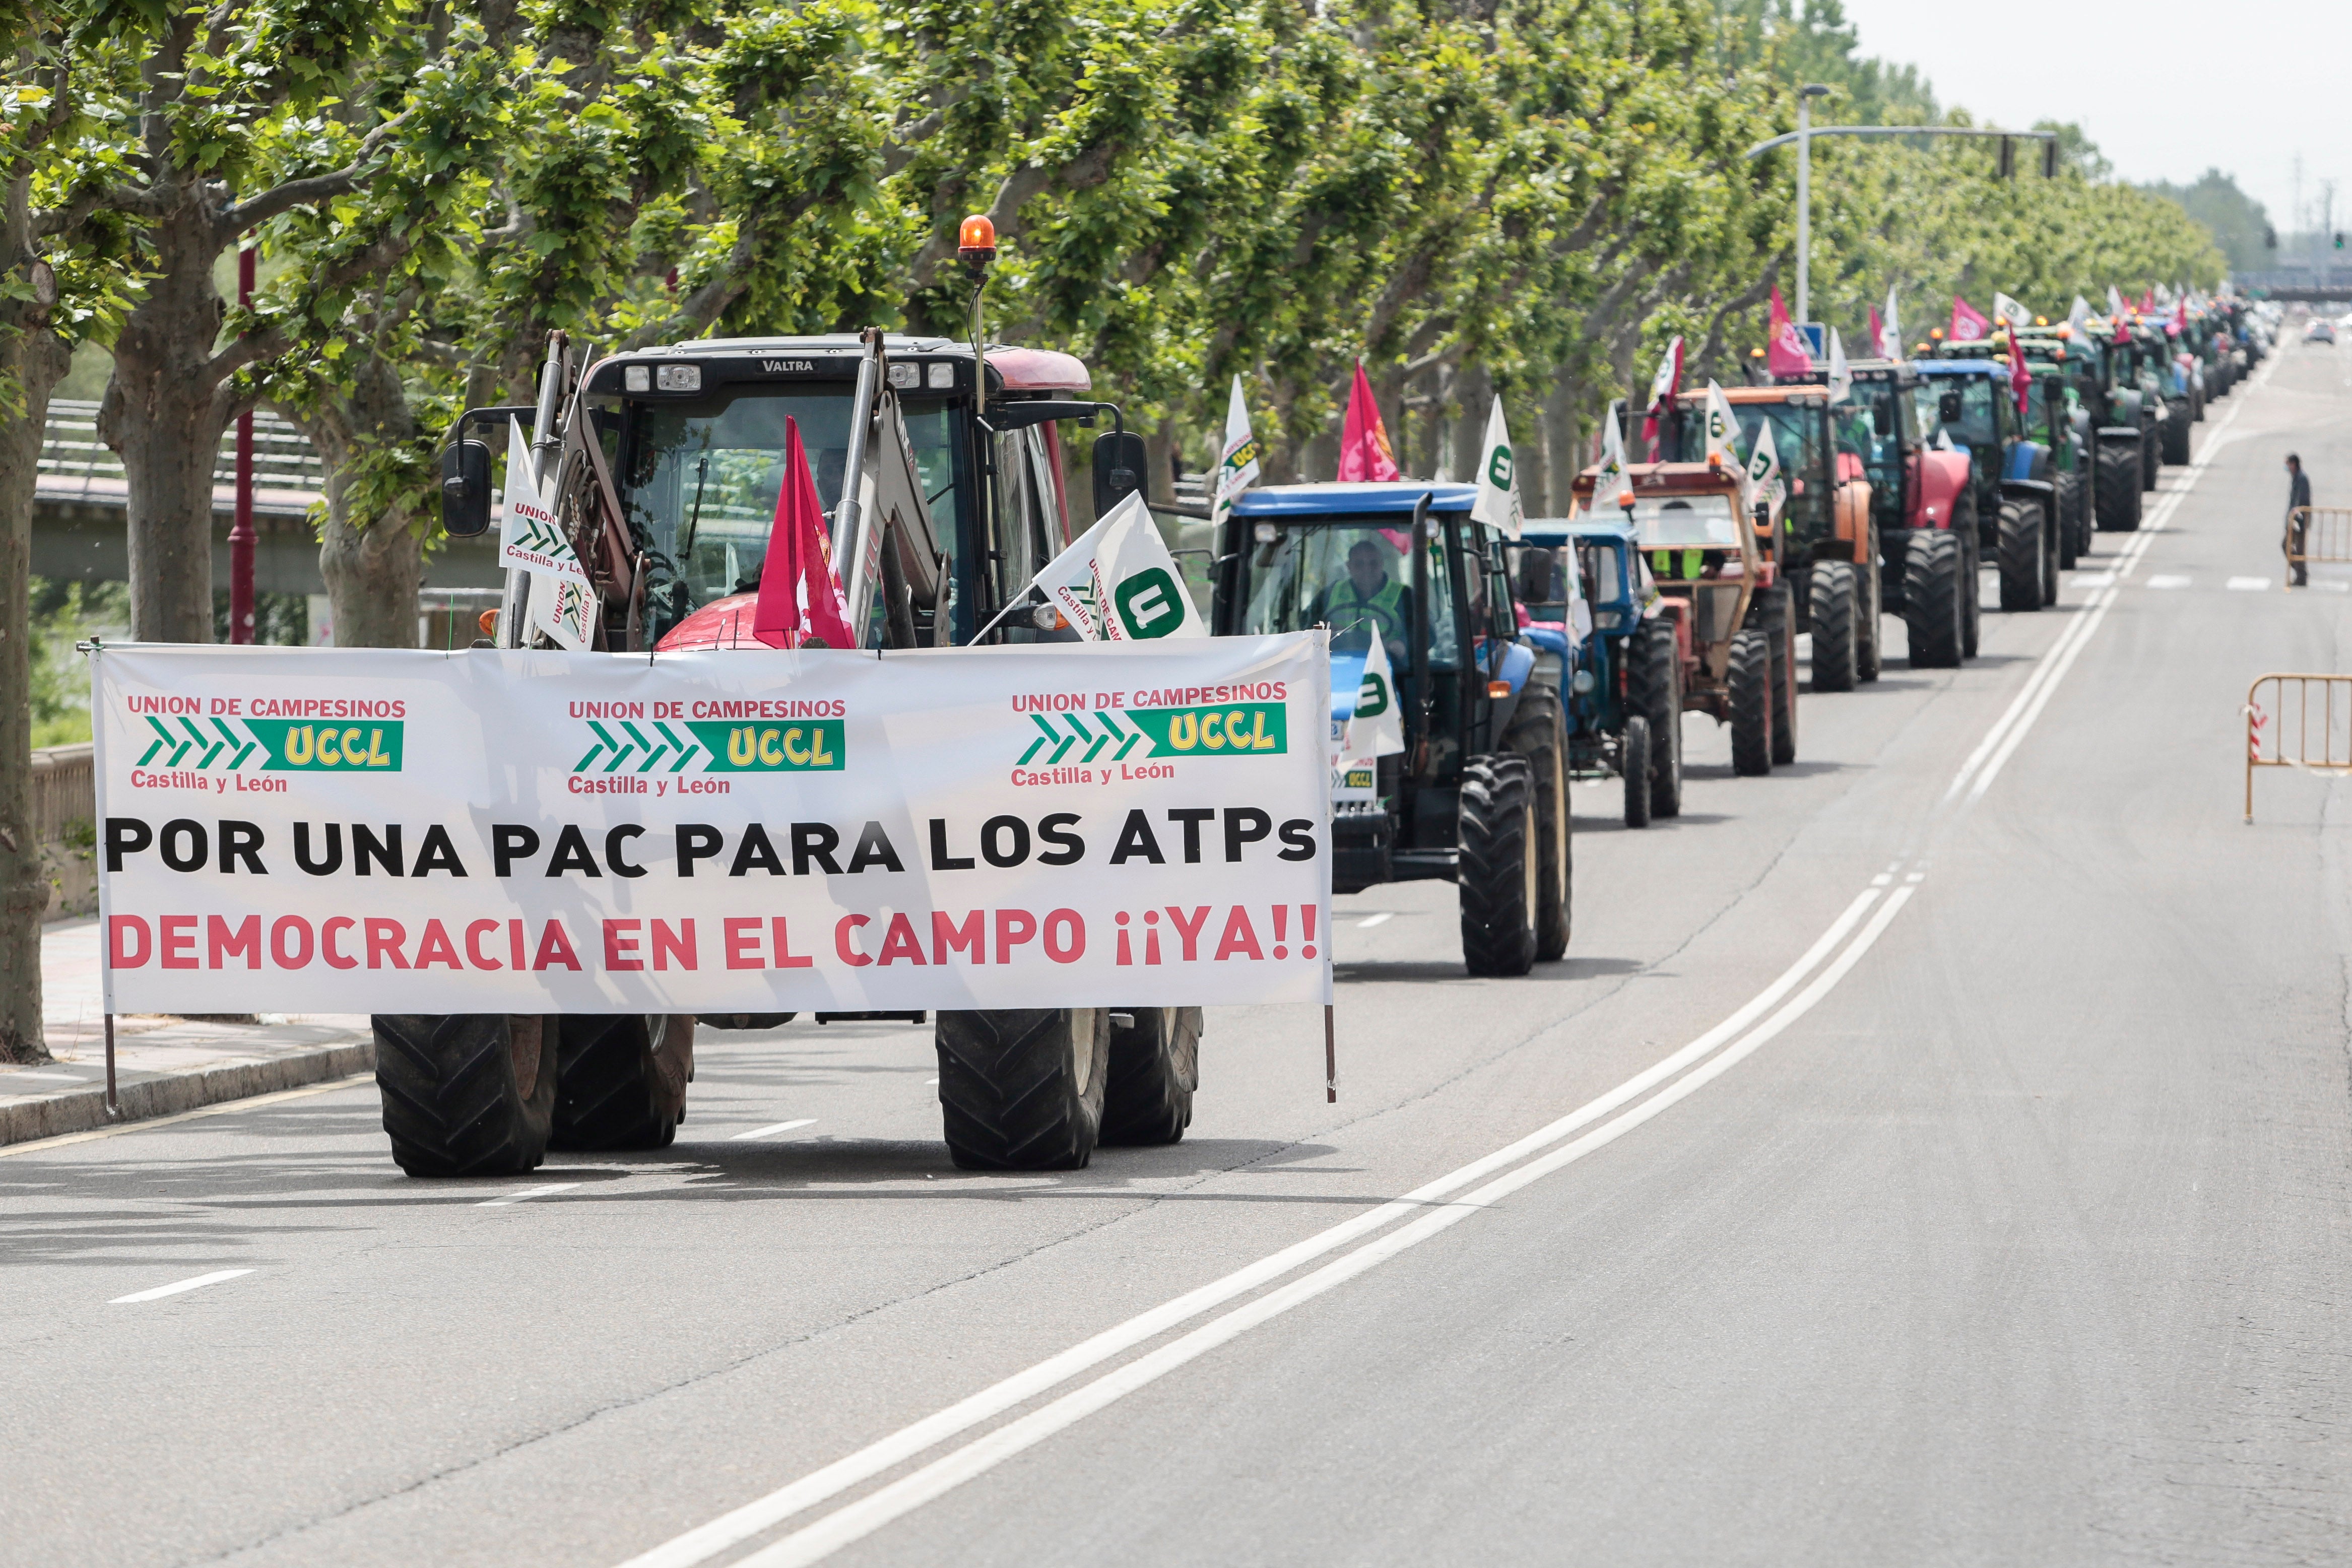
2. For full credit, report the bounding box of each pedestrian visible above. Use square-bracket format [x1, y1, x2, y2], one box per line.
[2285, 453, 2312, 585]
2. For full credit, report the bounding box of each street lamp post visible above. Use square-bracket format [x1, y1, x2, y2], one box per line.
[1795, 85, 1829, 326]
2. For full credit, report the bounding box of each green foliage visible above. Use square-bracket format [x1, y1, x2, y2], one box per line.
[2145, 169, 2271, 274]
[26, 579, 129, 749]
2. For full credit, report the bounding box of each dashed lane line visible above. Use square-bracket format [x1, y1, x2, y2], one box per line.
[731, 1120, 818, 1142]
[110, 1269, 254, 1304]
[475, 1183, 581, 1207]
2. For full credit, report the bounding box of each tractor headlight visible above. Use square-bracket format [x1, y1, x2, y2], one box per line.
[1571, 669, 1597, 695]
[656, 364, 702, 393]
[624, 365, 650, 393]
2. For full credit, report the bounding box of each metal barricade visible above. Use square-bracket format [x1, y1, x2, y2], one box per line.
[2283, 506, 2352, 584]
[2244, 674, 2352, 820]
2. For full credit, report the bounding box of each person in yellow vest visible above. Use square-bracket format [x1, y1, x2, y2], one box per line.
[1313, 538, 1416, 666]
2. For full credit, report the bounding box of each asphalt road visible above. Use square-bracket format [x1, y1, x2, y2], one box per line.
[8, 340, 2349, 1568]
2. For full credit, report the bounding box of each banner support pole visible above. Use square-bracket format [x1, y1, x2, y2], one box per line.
[1324, 1004, 1336, 1103]
[103, 1014, 119, 1121]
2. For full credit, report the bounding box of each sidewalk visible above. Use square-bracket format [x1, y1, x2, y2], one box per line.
[0, 918, 375, 1147]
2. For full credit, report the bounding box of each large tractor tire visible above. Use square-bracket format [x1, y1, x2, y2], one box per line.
[1457, 754, 1538, 977]
[1904, 529, 1965, 670]
[1100, 1006, 1200, 1146]
[2161, 405, 2192, 464]
[1621, 713, 1652, 829]
[1728, 626, 1774, 776]
[700, 1012, 794, 1030]
[1809, 561, 1858, 692]
[2053, 472, 2083, 569]
[2190, 381, 2205, 422]
[2095, 442, 2142, 531]
[1997, 498, 2045, 612]
[1625, 618, 1684, 819]
[552, 1014, 692, 1150]
[1766, 596, 1798, 767]
[936, 1008, 1108, 1169]
[1504, 686, 1571, 961]
[374, 1013, 556, 1178]
[2140, 427, 2160, 491]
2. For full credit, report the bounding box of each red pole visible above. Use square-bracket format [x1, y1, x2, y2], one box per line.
[229, 239, 257, 643]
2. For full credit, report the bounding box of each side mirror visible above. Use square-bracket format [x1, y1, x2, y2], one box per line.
[441, 439, 493, 538]
[1871, 400, 1896, 437]
[1517, 546, 1555, 606]
[1937, 390, 1964, 424]
[1092, 430, 1148, 515]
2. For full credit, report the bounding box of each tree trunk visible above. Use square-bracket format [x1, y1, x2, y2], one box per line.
[1449, 364, 1490, 489]
[100, 201, 228, 644]
[1, 207, 71, 1062]
[304, 359, 424, 648]
[1542, 371, 1578, 514]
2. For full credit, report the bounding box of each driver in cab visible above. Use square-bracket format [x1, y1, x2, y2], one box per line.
[1313, 538, 1415, 667]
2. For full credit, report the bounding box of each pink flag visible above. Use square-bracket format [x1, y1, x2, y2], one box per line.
[2138, 290, 2155, 313]
[1948, 296, 1990, 344]
[1766, 287, 1812, 376]
[2006, 332, 2032, 418]
[1338, 362, 1401, 482]
[1867, 305, 1885, 358]
[1641, 336, 1684, 458]
[752, 415, 856, 649]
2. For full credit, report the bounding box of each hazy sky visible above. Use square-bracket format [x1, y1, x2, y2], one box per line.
[1838, 0, 2344, 237]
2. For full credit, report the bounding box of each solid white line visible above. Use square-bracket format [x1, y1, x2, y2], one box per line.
[476, 1183, 580, 1207]
[614, 884, 1887, 1568]
[110, 1268, 253, 1304]
[731, 886, 1920, 1568]
[731, 1120, 818, 1141]
[2228, 576, 2272, 591]
[1356, 912, 1394, 929]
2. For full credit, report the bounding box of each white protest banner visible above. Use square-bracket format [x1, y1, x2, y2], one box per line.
[91, 636, 1330, 1013]
[1032, 492, 1206, 642]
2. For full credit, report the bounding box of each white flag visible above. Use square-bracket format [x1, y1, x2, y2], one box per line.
[1827, 329, 1852, 404]
[1590, 400, 1629, 508]
[1344, 630, 1404, 758]
[1702, 380, 1740, 466]
[2107, 284, 2126, 318]
[1470, 395, 1523, 538]
[1209, 376, 1260, 529]
[2068, 294, 2093, 341]
[1744, 417, 1783, 510]
[1033, 491, 1205, 641]
[1994, 292, 2032, 330]
[498, 417, 594, 650]
[1880, 287, 1903, 359]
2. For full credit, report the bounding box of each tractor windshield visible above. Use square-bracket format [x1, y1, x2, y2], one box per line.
[1240, 516, 1458, 672]
[1625, 494, 1741, 549]
[1928, 377, 1999, 452]
[618, 386, 964, 613]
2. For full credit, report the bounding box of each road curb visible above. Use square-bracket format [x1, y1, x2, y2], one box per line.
[0, 1039, 375, 1148]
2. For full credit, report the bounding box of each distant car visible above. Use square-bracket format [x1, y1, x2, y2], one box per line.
[2306, 319, 2336, 345]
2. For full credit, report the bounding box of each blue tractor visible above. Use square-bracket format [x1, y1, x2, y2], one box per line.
[1518, 518, 1684, 828]
[1212, 482, 1571, 974]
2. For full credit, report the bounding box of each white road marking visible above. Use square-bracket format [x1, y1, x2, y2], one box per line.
[476, 1183, 580, 1207]
[723, 886, 1921, 1568]
[2071, 572, 2115, 587]
[110, 1268, 253, 1304]
[2314, 581, 2351, 593]
[2147, 574, 2190, 589]
[1356, 913, 1394, 929]
[731, 1120, 818, 1141]
[1950, 378, 2259, 808]
[2228, 576, 2272, 591]
[924, 1077, 939, 1086]
[616, 883, 1894, 1568]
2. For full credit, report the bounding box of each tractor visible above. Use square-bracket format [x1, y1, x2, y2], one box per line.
[1914, 356, 2060, 614]
[1939, 324, 2105, 566]
[407, 310, 1205, 1177]
[1569, 460, 1798, 777]
[1517, 516, 1684, 828]
[1210, 483, 1571, 975]
[1668, 382, 1885, 691]
[1828, 359, 1978, 669]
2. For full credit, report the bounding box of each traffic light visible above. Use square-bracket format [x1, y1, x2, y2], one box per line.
[1997, 137, 2015, 179]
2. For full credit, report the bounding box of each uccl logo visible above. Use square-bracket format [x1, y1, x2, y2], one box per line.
[1017, 703, 1288, 765]
[133, 715, 405, 771]
[1113, 568, 1187, 639]
[570, 718, 845, 773]
[1356, 668, 1392, 720]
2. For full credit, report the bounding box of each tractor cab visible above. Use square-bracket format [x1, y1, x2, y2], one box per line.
[1916, 357, 2059, 609]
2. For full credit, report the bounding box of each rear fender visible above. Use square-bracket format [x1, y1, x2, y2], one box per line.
[2001, 441, 2052, 484]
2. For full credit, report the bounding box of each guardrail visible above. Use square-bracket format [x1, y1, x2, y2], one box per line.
[2244, 674, 2352, 821]
[37, 399, 324, 515]
[2285, 506, 2352, 583]
[30, 743, 94, 843]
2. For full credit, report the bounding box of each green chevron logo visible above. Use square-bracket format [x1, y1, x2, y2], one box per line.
[572, 720, 705, 773]
[134, 716, 406, 771]
[1013, 703, 1286, 765]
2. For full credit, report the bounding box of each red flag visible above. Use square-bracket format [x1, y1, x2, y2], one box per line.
[1338, 362, 1401, 481]
[752, 415, 856, 649]
[1948, 295, 1990, 344]
[2006, 332, 2031, 419]
[2138, 289, 2155, 313]
[1767, 287, 1812, 376]
[1868, 305, 1885, 358]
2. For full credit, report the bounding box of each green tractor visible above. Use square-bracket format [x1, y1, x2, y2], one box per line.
[1937, 325, 2100, 567]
